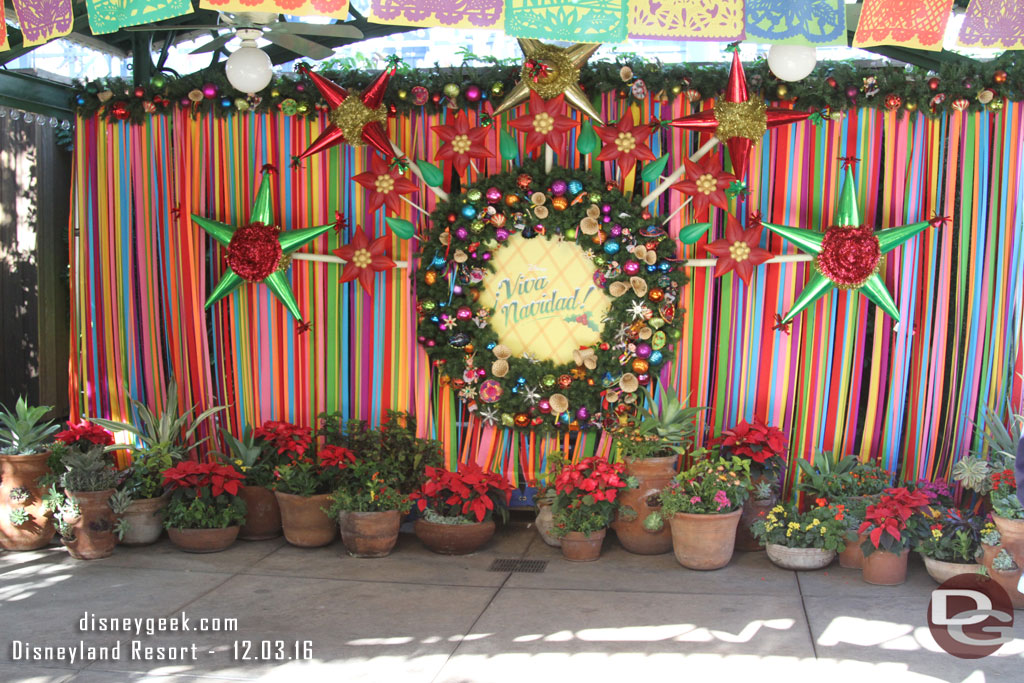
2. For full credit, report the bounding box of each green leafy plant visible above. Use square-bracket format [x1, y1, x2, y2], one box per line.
[751, 503, 848, 551]
[8, 508, 30, 526]
[325, 463, 410, 516]
[988, 469, 1024, 520]
[552, 505, 608, 538]
[660, 456, 751, 516]
[953, 405, 1022, 493]
[162, 460, 246, 530]
[632, 387, 707, 457]
[60, 447, 121, 493]
[550, 455, 628, 536]
[795, 451, 859, 503]
[992, 548, 1018, 571]
[916, 508, 983, 563]
[980, 522, 1001, 546]
[0, 398, 58, 455]
[108, 489, 133, 541]
[752, 480, 776, 502]
[217, 428, 286, 488]
[272, 445, 355, 497]
[8, 487, 31, 504]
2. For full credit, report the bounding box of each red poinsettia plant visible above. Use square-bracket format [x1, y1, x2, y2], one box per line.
[409, 461, 515, 523]
[253, 420, 314, 461]
[54, 421, 115, 452]
[551, 456, 628, 537]
[710, 419, 788, 480]
[161, 460, 247, 530]
[273, 444, 356, 497]
[857, 486, 931, 556]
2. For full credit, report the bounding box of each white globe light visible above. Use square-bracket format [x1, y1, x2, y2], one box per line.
[767, 45, 817, 83]
[225, 40, 273, 95]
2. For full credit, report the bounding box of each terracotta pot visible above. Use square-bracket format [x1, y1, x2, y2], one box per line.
[338, 509, 401, 558]
[414, 518, 495, 555]
[274, 491, 336, 547]
[988, 567, 1024, 610]
[766, 544, 835, 570]
[612, 456, 675, 555]
[0, 452, 56, 551]
[118, 494, 168, 546]
[992, 515, 1024, 568]
[560, 528, 606, 562]
[980, 542, 1001, 572]
[862, 547, 910, 585]
[64, 489, 117, 560]
[922, 556, 983, 584]
[167, 526, 240, 553]
[839, 532, 867, 569]
[736, 497, 776, 552]
[668, 509, 741, 570]
[238, 485, 281, 541]
[534, 501, 560, 547]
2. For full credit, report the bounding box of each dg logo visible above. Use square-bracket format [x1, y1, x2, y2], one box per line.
[928, 574, 1015, 659]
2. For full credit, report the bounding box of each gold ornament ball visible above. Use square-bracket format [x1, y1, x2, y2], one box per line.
[270, 89, 280, 98]
[551, 196, 569, 212]
[631, 359, 650, 374]
[443, 83, 461, 98]
[491, 82, 505, 97]
[504, 194, 520, 207]
[514, 413, 530, 428]
[397, 89, 408, 100]
[464, 344, 474, 355]
[905, 101, 918, 111]
[648, 287, 664, 303]
[994, 70, 1008, 84]
[775, 84, 789, 99]
[671, 84, 683, 95]
[425, 271, 438, 285]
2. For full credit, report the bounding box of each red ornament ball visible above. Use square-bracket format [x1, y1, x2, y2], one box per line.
[884, 94, 902, 111]
[825, 77, 837, 89]
[994, 70, 1008, 84]
[557, 374, 573, 389]
[227, 222, 283, 282]
[815, 226, 881, 287]
[110, 101, 130, 120]
[927, 77, 940, 91]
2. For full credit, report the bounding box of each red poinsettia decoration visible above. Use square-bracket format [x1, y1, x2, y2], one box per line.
[253, 420, 313, 461]
[162, 461, 244, 497]
[333, 225, 397, 296]
[594, 110, 656, 174]
[226, 222, 283, 282]
[55, 421, 115, 449]
[671, 152, 737, 217]
[409, 461, 515, 523]
[704, 214, 773, 285]
[433, 112, 493, 174]
[509, 91, 579, 154]
[353, 155, 419, 215]
[712, 419, 788, 476]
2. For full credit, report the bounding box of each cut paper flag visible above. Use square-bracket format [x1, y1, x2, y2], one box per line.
[369, 0, 504, 29]
[745, 0, 846, 46]
[629, 0, 745, 42]
[85, 0, 192, 36]
[200, 0, 351, 18]
[853, 0, 955, 51]
[958, 0, 1024, 49]
[12, 0, 74, 47]
[0, 4, 8, 51]
[506, 0, 628, 43]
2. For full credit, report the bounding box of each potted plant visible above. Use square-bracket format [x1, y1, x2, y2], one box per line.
[533, 462, 563, 548]
[91, 380, 227, 545]
[55, 446, 122, 560]
[0, 398, 59, 550]
[409, 461, 514, 555]
[326, 461, 410, 558]
[795, 451, 859, 506]
[752, 502, 847, 570]
[220, 427, 289, 540]
[979, 522, 1002, 571]
[988, 469, 1024, 568]
[837, 495, 876, 569]
[988, 550, 1024, 609]
[916, 507, 983, 583]
[660, 456, 751, 570]
[610, 388, 705, 555]
[271, 423, 352, 547]
[162, 460, 247, 552]
[858, 487, 931, 585]
[741, 480, 781, 551]
[551, 455, 627, 561]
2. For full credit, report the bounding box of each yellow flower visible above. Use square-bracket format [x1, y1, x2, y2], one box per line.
[820, 526, 827, 535]
[811, 518, 821, 526]
[931, 528, 942, 540]
[234, 459, 243, 466]
[772, 505, 785, 513]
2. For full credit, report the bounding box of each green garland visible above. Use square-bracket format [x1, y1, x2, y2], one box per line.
[416, 161, 686, 434]
[71, 52, 1024, 124]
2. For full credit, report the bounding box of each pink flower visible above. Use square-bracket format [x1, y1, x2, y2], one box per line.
[690, 496, 702, 504]
[714, 490, 729, 510]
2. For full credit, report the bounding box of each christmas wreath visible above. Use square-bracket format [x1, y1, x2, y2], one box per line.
[416, 162, 687, 433]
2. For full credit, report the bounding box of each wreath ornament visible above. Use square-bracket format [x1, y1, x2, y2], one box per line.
[415, 163, 687, 433]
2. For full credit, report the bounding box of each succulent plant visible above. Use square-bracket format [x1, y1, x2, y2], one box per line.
[8, 508, 30, 526]
[60, 447, 120, 492]
[992, 548, 1018, 571]
[0, 398, 58, 455]
[952, 457, 992, 492]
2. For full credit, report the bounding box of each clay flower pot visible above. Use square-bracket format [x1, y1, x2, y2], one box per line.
[612, 456, 675, 555]
[338, 509, 401, 558]
[167, 526, 240, 553]
[992, 515, 1024, 568]
[922, 556, 982, 584]
[668, 509, 742, 570]
[534, 501, 560, 547]
[0, 452, 56, 551]
[736, 497, 775, 552]
[766, 544, 835, 570]
[988, 567, 1024, 610]
[64, 489, 117, 560]
[414, 518, 495, 555]
[239, 485, 281, 541]
[560, 529, 606, 562]
[118, 494, 169, 546]
[838, 532, 868, 569]
[862, 547, 910, 585]
[275, 491, 336, 547]
[980, 542, 1001, 572]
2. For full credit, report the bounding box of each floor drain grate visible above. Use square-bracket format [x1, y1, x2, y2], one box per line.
[488, 559, 548, 573]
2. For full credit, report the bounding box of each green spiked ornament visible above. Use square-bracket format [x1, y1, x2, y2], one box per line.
[576, 120, 599, 155]
[385, 217, 416, 239]
[500, 128, 519, 161]
[192, 168, 333, 322]
[417, 159, 445, 188]
[640, 153, 670, 183]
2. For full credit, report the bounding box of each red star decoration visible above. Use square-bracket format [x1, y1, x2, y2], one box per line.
[333, 225, 396, 296]
[433, 113, 493, 175]
[669, 50, 810, 184]
[509, 91, 579, 154]
[594, 110, 656, 174]
[670, 151, 737, 218]
[704, 213, 773, 285]
[296, 64, 396, 162]
[353, 155, 419, 215]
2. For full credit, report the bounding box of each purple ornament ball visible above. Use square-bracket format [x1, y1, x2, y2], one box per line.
[455, 227, 469, 240]
[466, 85, 482, 102]
[495, 228, 510, 241]
[456, 306, 473, 321]
[486, 187, 503, 203]
[202, 83, 218, 99]
[550, 180, 568, 196]
[623, 260, 641, 276]
[576, 406, 589, 421]
[538, 400, 551, 414]
[635, 343, 652, 359]
[610, 224, 622, 237]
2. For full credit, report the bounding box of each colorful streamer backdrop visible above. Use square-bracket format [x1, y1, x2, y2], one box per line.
[70, 94, 1024, 491]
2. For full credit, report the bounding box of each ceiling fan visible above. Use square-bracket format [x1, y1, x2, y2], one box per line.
[125, 12, 364, 61]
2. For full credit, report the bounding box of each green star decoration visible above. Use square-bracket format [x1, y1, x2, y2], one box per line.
[191, 170, 333, 322]
[763, 165, 934, 325]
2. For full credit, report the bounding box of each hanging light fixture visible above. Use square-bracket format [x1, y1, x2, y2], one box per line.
[225, 29, 273, 95]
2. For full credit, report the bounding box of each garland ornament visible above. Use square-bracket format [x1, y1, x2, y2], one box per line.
[489, 39, 605, 124]
[192, 167, 333, 322]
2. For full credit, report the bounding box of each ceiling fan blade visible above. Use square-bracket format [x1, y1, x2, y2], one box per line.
[122, 24, 228, 31]
[270, 23, 364, 40]
[262, 32, 335, 60]
[190, 34, 236, 54]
